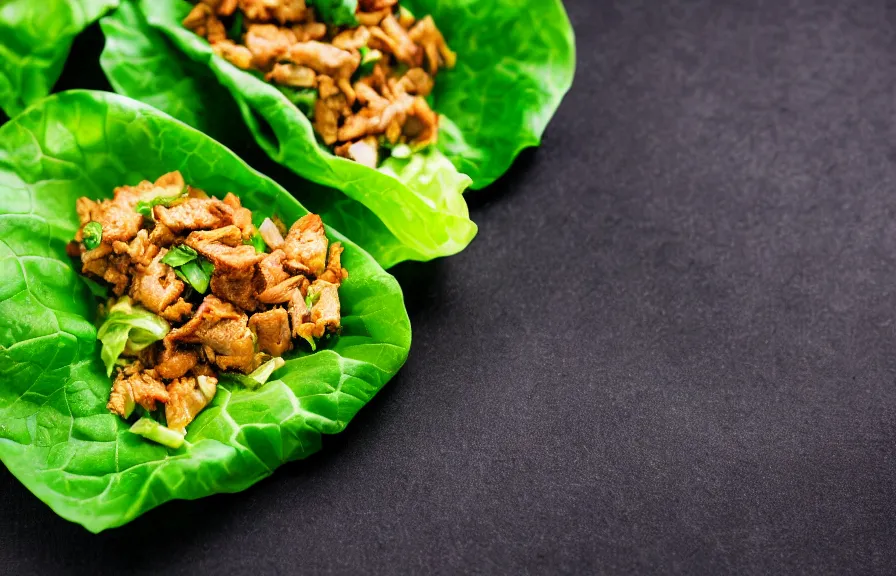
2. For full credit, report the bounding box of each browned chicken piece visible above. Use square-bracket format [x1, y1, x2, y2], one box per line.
[273, 0, 307, 23]
[354, 82, 390, 110]
[379, 15, 421, 66]
[335, 138, 379, 168]
[239, 0, 306, 24]
[409, 15, 457, 74]
[317, 75, 340, 99]
[130, 248, 186, 314]
[245, 24, 297, 69]
[81, 244, 131, 295]
[155, 342, 199, 380]
[403, 97, 440, 147]
[266, 63, 317, 88]
[148, 221, 177, 247]
[338, 93, 415, 142]
[166, 374, 218, 433]
[359, 0, 397, 10]
[108, 362, 170, 417]
[183, 3, 213, 37]
[166, 295, 257, 373]
[339, 79, 356, 104]
[287, 42, 360, 80]
[185, 225, 266, 272]
[362, 62, 392, 97]
[282, 214, 328, 276]
[292, 21, 327, 42]
[249, 308, 293, 356]
[313, 97, 339, 145]
[357, 8, 391, 26]
[287, 288, 310, 336]
[318, 242, 349, 285]
[76, 193, 143, 244]
[293, 279, 341, 341]
[183, 3, 227, 43]
[96, 203, 145, 244]
[210, 267, 262, 311]
[394, 67, 434, 97]
[307, 280, 341, 337]
[332, 26, 371, 51]
[161, 298, 194, 323]
[191, 363, 217, 378]
[154, 198, 234, 233]
[222, 192, 256, 240]
[258, 249, 290, 289]
[213, 41, 255, 70]
[257, 275, 308, 304]
[185, 185, 210, 200]
[112, 229, 159, 267]
[202, 0, 238, 17]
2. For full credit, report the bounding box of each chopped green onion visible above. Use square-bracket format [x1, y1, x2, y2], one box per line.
[244, 234, 267, 253]
[160, 244, 198, 267]
[83, 221, 103, 250]
[134, 190, 187, 218]
[162, 245, 213, 293]
[356, 45, 382, 78]
[130, 418, 185, 449]
[221, 357, 286, 390]
[301, 334, 317, 352]
[173, 258, 213, 294]
[305, 291, 321, 310]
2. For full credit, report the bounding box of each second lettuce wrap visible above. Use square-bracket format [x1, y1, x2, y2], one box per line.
[99, 0, 576, 268]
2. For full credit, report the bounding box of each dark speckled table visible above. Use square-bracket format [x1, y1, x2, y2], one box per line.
[2, 0, 896, 573]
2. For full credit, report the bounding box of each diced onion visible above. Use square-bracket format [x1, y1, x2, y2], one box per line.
[259, 218, 285, 250]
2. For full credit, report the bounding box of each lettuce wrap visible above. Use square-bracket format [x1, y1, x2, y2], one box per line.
[0, 90, 411, 532]
[99, 0, 576, 268]
[0, 0, 119, 118]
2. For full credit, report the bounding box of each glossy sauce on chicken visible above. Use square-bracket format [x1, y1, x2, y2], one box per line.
[183, 0, 455, 167]
[69, 171, 348, 434]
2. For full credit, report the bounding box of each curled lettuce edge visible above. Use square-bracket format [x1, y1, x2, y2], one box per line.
[0, 89, 411, 533]
[0, 0, 120, 118]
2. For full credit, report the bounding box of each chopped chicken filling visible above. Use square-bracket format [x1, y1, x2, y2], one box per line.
[183, 0, 455, 166]
[71, 171, 348, 436]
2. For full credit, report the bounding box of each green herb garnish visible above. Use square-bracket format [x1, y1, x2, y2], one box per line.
[161, 245, 214, 293]
[83, 221, 103, 250]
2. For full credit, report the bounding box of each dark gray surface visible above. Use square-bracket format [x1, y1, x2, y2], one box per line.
[3, 0, 896, 573]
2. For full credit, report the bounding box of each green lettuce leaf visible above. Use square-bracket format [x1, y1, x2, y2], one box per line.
[0, 89, 411, 533]
[0, 0, 119, 118]
[99, 0, 470, 268]
[96, 296, 170, 377]
[403, 0, 576, 187]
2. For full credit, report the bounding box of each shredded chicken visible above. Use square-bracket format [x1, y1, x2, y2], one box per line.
[282, 214, 329, 276]
[130, 248, 186, 314]
[166, 375, 218, 433]
[249, 308, 293, 356]
[108, 362, 169, 418]
[183, 0, 455, 166]
[71, 171, 348, 437]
